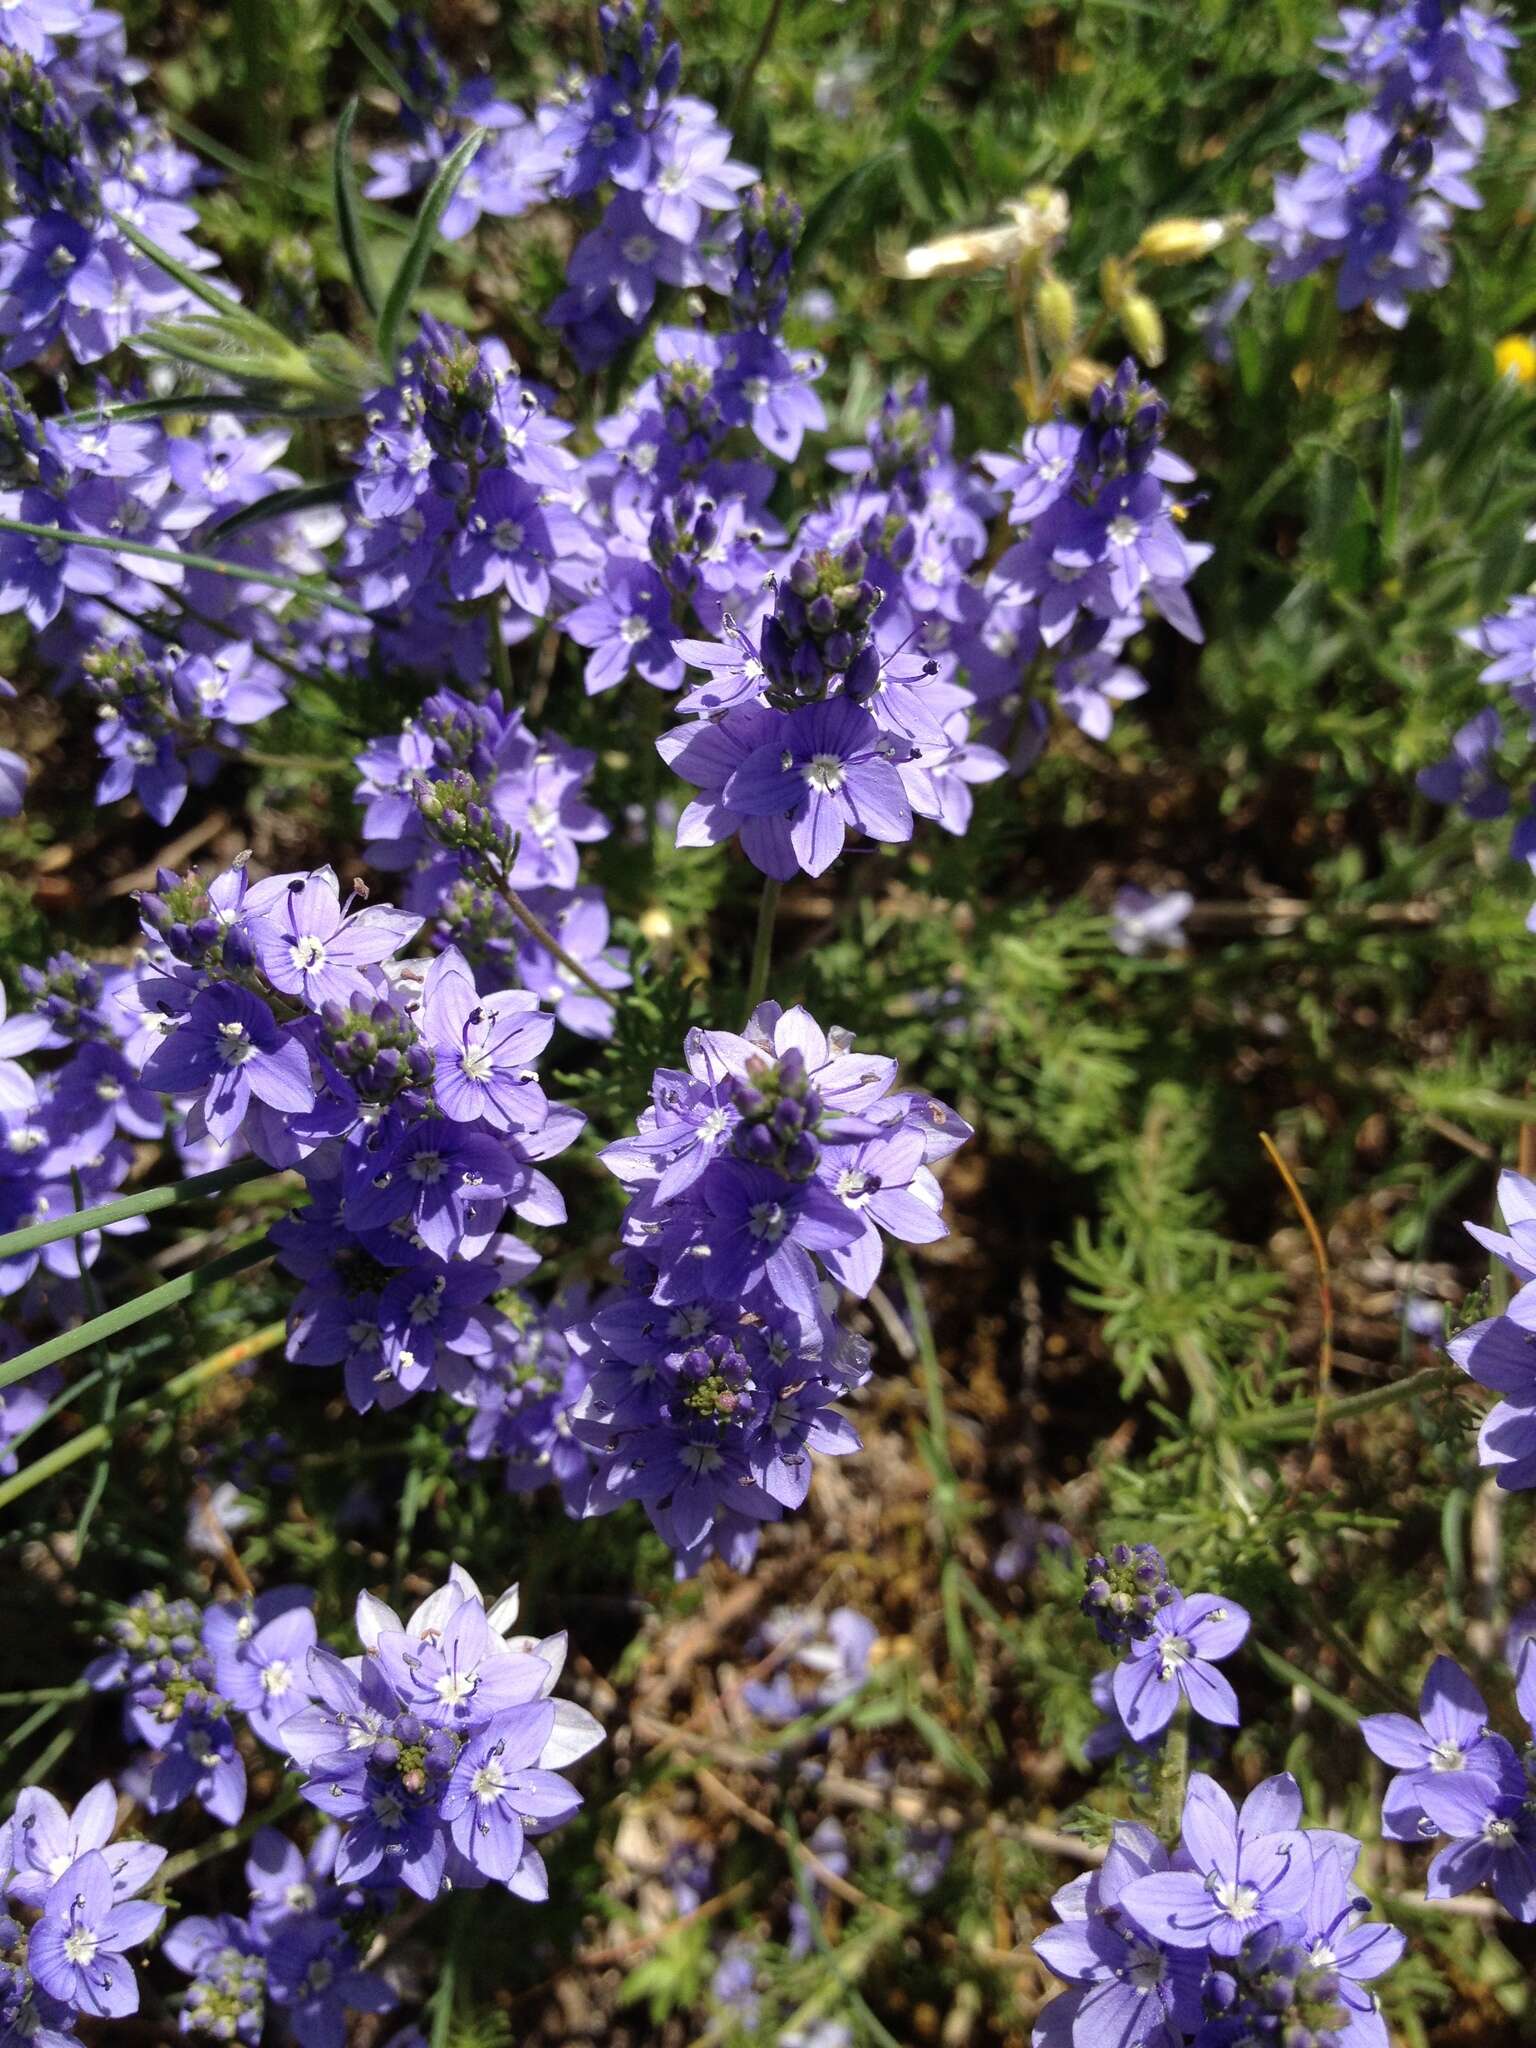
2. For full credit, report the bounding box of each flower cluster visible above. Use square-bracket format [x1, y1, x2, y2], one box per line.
[1415, 593, 1536, 927]
[1447, 1167, 1536, 1488]
[0, 954, 160, 1329]
[570, 1001, 967, 1571]
[354, 687, 630, 1038]
[1084, 1547, 1251, 1746]
[280, 1568, 601, 1902]
[1251, 2, 1518, 326]
[77, 854, 585, 1415]
[2, 1781, 165, 2045]
[0, 370, 351, 824]
[1034, 1774, 1403, 2048]
[342, 320, 592, 680]
[163, 1824, 395, 2048]
[543, 0, 755, 369]
[0, 0, 219, 366]
[364, 13, 557, 242]
[85, 1585, 319, 1824]
[1360, 1646, 1536, 1920]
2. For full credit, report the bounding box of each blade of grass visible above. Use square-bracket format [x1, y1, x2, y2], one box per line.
[0, 1318, 287, 1515]
[334, 97, 382, 315]
[0, 1157, 277, 1265]
[0, 517, 365, 616]
[0, 1239, 275, 1396]
[376, 126, 485, 366]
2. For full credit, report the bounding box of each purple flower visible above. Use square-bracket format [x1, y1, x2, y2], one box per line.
[1417, 707, 1509, 818]
[0, 982, 50, 1113]
[8, 1783, 164, 1912]
[265, 1916, 395, 2048]
[245, 869, 421, 1011]
[1360, 1654, 1518, 1841]
[1034, 1822, 1202, 2046]
[1421, 1766, 1536, 1920]
[1111, 1592, 1249, 1739]
[719, 697, 914, 878]
[419, 948, 553, 1130]
[1120, 1772, 1314, 1956]
[29, 1851, 163, 2018]
[1112, 886, 1194, 957]
[139, 983, 314, 1148]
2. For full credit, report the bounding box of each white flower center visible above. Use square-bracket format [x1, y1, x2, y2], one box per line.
[292, 934, 328, 971]
[803, 753, 846, 795]
[63, 1928, 100, 1968]
[260, 1659, 293, 1697]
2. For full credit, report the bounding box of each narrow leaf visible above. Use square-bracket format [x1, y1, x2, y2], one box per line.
[0, 1157, 277, 1265]
[377, 126, 486, 367]
[0, 516, 366, 616]
[0, 1238, 274, 1395]
[108, 209, 244, 323]
[202, 479, 353, 548]
[334, 97, 382, 317]
[1380, 389, 1403, 561]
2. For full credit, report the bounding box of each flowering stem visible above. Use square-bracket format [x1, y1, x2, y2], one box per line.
[493, 875, 617, 1007]
[487, 599, 514, 699]
[1154, 1700, 1190, 1841]
[0, 515, 367, 615]
[155, 1781, 303, 1889]
[1227, 1365, 1449, 1444]
[0, 1238, 275, 1395]
[0, 1318, 286, 1515]
[1249, 1641, 1361, 1728]
[0, 1157, 276, 1264]
[743, 877, 782, 1016]
[727, 0, 787, 132]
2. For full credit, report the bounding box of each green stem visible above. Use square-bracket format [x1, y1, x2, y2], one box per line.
[727, 0, 787, 131]
[1155, 1701, 1190, 1840]
[1250, 1640, 1362, 1728]
[0, 516, 365, 616]
[0, 1158, 275, 1265]
[0, 1239, 275, 1396]
[1229, 1365, 1448, 1443]
[743, 877, 782, 1017]
[157, 1782, 303, 1887]
[494, 875, 616, 1007]
[488, 599, 514, 699]
[0, 1319, 286, 1515]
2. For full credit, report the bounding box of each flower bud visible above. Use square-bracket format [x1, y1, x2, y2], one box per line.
[1119, 292, 1166, 367]
[1131, 215, 1234, 265]
[1035, 272, 1077, 358]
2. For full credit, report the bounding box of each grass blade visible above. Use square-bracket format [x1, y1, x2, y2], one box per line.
[0, 1238, 274, 1395]
[0, 516, 366, 616]
[334, 97, 382, 316]
[377, 126, 485, 367]
[201, 480, 352, 549]
[0, 1158, 276, 1265]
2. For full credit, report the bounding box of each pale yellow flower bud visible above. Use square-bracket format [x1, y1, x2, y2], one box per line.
[1035, 272, 1077, 358]
[1120, 292, 1166, 367]
[1131, 215, 1238, 265]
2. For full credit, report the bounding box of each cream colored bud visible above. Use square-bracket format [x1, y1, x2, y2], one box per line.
[638, 906, 674, 945]
[1119, 292, 1166, 366]
[1034, 272, 1077, 358]
[1132, 214, 1245, 265]
[891, 222, 1036, 280]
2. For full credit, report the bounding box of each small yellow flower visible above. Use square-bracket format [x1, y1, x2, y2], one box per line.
[1494, 334, 1536, 386]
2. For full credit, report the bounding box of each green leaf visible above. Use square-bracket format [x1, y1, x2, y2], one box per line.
[109, 209, 248, 324]
[0, 1157, 277, 1266]
[376, 125, 485, 367]
[0, 1237, 274, 1395]
[903, 111, 968, 219]
[0, 515, 367, 616]
[1379, 389, 1403, 561]
[334, 97, 382, 317]
[202, 479, 353, 548]
[800, 150, 902, 268]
